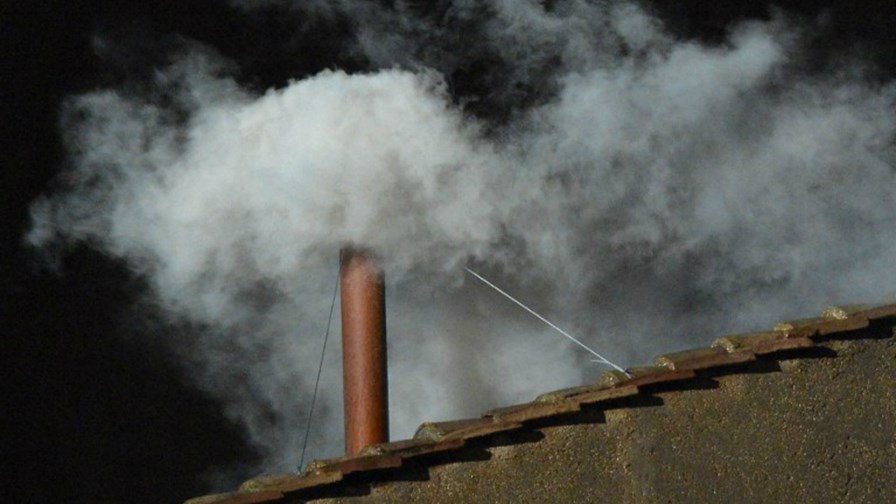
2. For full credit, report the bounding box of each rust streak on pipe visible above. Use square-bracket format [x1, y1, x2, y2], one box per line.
[340, 247, 389, 456]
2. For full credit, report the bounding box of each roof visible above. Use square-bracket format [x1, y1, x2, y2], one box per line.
[185, 302, 896, 503]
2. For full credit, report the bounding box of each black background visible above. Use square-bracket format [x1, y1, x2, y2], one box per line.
[2, 1, 894, 502]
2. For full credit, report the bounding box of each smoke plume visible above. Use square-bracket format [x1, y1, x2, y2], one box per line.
[27, 0, 896, 482]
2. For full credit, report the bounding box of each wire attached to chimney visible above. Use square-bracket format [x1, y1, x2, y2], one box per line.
[298, 267, 340, 472]
[464, 267, 629, 375]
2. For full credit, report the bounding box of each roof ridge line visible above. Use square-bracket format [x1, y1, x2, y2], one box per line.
[185, 302, 896, 504]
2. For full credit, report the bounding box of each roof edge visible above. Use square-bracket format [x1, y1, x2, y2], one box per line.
[185, 302, 896, 504]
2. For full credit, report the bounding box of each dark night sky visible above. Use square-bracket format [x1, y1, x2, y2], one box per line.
[2, 1, 894, 502]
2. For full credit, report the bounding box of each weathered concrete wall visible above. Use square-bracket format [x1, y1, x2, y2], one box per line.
[315, 330, 896, 503]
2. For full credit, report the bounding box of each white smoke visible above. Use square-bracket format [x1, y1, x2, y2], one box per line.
[28, 0, 896, 484]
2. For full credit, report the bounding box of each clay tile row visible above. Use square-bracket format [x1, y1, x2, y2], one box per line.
[414, 417, 522, 442]
[711, 331, 814, 355]
[774, 316, 869, 338]
[307, 453, 403, 476]
[484, 400, 580, 423]
[535, 382, 638, 405]
[183, 490, 284, 504]
[825, 302, 896, 321]
[769, 302, 896, 339]
[361, 437, 465, 458]
[244, 472, 343, 493]
[195, 468, 348, 504]
[191, 454, 409, 503]
[229, 438, 472, 501]
[653, 346, 755, 370]
[184, 301, 896, 504]
[284, 300, 896, 494]
[599, 366, 697, 389]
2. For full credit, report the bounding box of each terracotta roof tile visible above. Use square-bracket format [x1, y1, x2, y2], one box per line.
[774, 316, 868, 337]
[711, 332, 814, 355]
[653, 346, 755, 370]
[481, 383, 645, 424]
[599, 367, 697, 389]
[753, 335, 814, 354]
[184, 300, 896, 504]
[712, 331, 784, 352]
[534, 382, 636, 404]
[484, 400, 580, 423]
[360, 437, 465, 458]
[822, 302, 896, 321]
[303, 457, 340, 474]
[821, 305, 871, 320]
[183, 490, 284, 504]
[566, 384, 640, 405]
[308, 453, 403, 476]
[414, 418, 522, 442]
[413, 418, 490, 441]
[238, 472, 343, 494]
[534, 383, 605, 403]
[772, 302, 896, 339]
[852, 302, 896, 320]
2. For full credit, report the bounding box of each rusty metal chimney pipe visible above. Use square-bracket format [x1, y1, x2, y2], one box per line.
[339, 248, 389, 456]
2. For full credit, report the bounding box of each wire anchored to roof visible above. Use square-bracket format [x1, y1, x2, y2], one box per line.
[463, 266, 628, 374]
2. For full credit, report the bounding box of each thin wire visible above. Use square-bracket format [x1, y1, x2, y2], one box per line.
[298, 268, 340, 472]
[464, 267, 629, 375]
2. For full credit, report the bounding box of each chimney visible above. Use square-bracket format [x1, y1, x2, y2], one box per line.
[339, 248, 389, 456]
